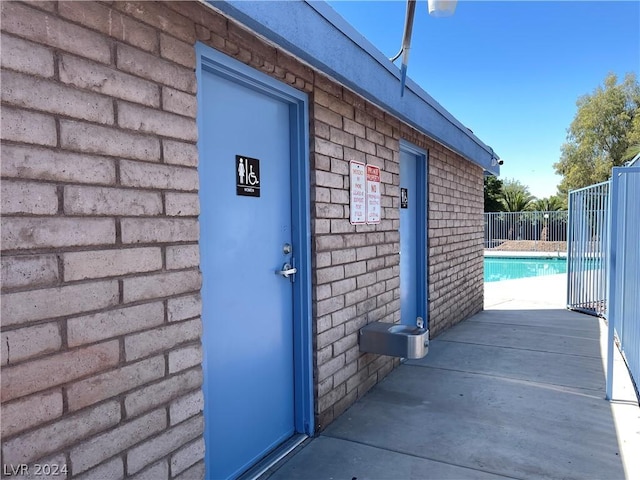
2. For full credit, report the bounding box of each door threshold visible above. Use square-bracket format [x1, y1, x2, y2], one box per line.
[238, 434, 308, 480]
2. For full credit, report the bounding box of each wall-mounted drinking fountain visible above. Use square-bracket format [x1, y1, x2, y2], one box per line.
[359, 318, 429, 359]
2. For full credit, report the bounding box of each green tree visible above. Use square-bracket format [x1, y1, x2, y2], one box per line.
[623, 143, 640, 164]
[484, 176, 504, 212]
[554, 73, 640, 193]
[500, 179, 534, 212]
[530, 195, 566, 211]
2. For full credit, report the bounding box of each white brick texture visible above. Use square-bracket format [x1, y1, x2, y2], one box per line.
[0, 391, 63, 438]
[62, 247, 163, 281]
[0, 1, 207, 473]
[1, 401, 121, 465]
[1, 281, 119, 327]
[0, 180, 58, 215]
[70, 409, 166, 474]
[1, 254, 59, 290]
[0, 33, 55, 78]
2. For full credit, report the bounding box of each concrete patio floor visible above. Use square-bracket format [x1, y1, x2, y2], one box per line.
[263, 274, 640, 479]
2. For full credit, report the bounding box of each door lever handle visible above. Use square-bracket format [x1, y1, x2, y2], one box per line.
[275, 263, 297, 279]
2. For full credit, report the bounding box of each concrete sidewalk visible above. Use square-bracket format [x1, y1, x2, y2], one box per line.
[264, 274, 640, 479]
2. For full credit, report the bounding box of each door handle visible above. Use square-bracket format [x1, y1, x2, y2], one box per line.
[276, 262, 297, 279]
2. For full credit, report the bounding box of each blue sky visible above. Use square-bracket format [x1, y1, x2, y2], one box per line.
[326, 0, 640, 198]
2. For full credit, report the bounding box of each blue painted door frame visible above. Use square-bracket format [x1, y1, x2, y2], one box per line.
[196, 43, 313, 479]
[399, 141, 428, 328]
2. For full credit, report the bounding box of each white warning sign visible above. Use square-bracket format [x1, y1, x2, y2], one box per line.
[366, 164, 381, 224]
[349, 161, 366, 224]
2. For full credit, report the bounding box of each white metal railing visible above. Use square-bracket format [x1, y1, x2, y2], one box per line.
[566, 182, 609, 316]
[484, 211, 568, 252]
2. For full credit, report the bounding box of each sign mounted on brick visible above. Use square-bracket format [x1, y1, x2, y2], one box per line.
[349, 160, 366, 224]
[366, 164, 381, 224]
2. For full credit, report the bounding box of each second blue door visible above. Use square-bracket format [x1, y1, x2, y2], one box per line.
[400, 147, 426, 327]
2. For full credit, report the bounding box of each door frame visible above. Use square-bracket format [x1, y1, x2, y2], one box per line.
[399, 140, 428, 328]
[195, 42, 314, 449]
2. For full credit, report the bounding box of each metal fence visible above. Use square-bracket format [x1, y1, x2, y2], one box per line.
[566, 181, 609, 316]
[606, 166, 640, 399]
[484, 211, 568, 252]
[566, 168, 640, 400]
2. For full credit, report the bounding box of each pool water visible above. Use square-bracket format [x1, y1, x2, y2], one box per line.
[484, 257, 567, 282]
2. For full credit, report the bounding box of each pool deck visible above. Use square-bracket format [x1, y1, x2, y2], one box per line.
[262, 274, 640, 480]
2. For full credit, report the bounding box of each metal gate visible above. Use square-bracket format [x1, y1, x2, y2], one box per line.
[567, 181, 609, 316]
[567, 168, 640, 399]
[606, 166, 640, 399]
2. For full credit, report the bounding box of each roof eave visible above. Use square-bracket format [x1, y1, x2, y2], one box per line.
[206, 0, 501, 175]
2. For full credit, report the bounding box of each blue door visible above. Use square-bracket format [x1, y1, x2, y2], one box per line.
[400, 147, 426, 327]
[199, 64, 296, 479]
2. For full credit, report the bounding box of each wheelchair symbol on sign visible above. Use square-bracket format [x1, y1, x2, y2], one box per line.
[247, 165, 259, 186]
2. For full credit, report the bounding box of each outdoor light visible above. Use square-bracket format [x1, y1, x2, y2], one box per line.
[428, 0, 458, 18]
[391, 0, 458, 96]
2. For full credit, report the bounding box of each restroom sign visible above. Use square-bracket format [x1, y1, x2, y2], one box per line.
[366, 164, 381, 224]
[236, 155, 260, 197]
[350, 161, 366, 224]
[401, 188, 408, 209]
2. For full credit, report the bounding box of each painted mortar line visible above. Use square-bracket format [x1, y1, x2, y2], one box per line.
[470, 318, 600, 335]
[403, 364, 605, 398]
[435, 338, 603, 359]
[318, 433, 523, 480]
[462, 324, 602, 342]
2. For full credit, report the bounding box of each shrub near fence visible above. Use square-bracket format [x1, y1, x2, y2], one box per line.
[484, 211, 568, 252]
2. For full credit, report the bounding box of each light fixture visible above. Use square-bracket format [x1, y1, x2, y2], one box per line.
[390, 0, 458, 96]
[428, 0, 458, 18]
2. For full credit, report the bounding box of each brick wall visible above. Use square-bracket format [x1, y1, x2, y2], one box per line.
[310, 81, 404, 429]
[1, 0, 485, 475]
[1, 1, 204, 477]
[400, 127, 485, 337]
[427, 151, 484, 337]
[310, 84, 485, 429]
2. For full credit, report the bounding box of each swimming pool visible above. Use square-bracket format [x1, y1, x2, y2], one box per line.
[484, 257, 567, 282]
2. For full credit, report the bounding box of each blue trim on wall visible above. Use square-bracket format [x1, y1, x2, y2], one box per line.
[195, 42, 315, 458]
[287, 78, 315, 438]
[206, 0, 500, 175]
[400, 140, 429, 328]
